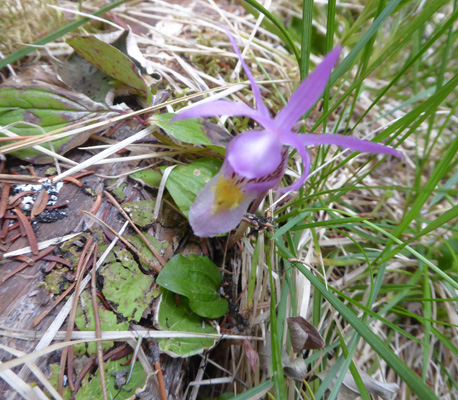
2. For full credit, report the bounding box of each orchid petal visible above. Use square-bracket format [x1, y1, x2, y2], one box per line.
[243, 148, 289, 193]
[277, 136, 311, 193]
[227, 130, 283, 179]
[189, 170, 256, 237]
[172, 99, 274, 129]
[221, 25, 270, 119]
[275, 46, 341, 132]
[298, 133, 403, 159]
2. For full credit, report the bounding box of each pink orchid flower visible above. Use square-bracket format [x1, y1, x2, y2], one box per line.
[173, 29, 402, 237]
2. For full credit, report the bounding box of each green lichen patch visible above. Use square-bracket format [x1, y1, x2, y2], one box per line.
[98, 248, 155, 322]
[125, 233, 168, 275]
[74, 356, 147, 400]
[121, 200, 156, 227]
[74, 291, 129, 356]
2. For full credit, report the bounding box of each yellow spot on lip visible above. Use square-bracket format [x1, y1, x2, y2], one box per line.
[211, 176, 246, 214]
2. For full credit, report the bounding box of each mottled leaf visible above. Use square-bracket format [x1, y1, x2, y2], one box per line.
[67, 34, 152, 104]
[0, 83, 109, 163]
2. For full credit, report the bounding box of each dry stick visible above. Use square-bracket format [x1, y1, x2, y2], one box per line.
[0, 174, 43, 184]
[152, 339, 168, 400]
[69, 245, 97, 391]
[32, 281, 77, 327]
[0, 246, 54, 285]
[90, 244, 108, 400]
[58, 238, 94, 394]
[104, 190, 166, 267]
[81, 211, 162, 274]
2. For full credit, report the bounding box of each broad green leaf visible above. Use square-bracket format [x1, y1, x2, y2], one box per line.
[67, 34, 152, 104]
[130, 169, 162, 188]
[150, 113, 212, 145]
[75, 356, 147, 400]
[161, 158, 222, 217]
[157, 289, 217, 357]
[99, 248, 155, 322]
[74, 291, 128, 356]
[121, 200, 156, 227]
[0, 84, 109, 163]
[156, 254, 228, 318]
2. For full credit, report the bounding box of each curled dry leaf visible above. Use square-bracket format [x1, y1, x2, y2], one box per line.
[242, 339, 258, 372]
[287, 316, 325, 352]
[317, 367, 400, 400]
[284, 358, 308, 382]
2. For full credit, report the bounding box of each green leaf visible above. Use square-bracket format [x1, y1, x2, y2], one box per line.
[130, 169, 162, 188]
[157, 289, 218, 357]
[99, 248, 155, 322]
[74, 291, 129, 356]
[121, 200, 156, 227]
[156, 254, 228, 318]
[75, 356, 147, 400]
[150, 113, 212, 145]
[67, 34, 152, 104]
[161, 158, 222, 217]
[0, 84, 108, 163]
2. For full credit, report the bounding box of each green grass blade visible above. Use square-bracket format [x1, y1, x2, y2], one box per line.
[329, 0, 402, 85]
[228, 380, 273, 400]
[300, 0, 314, 80]
[289, 258, 438, 399]
[242, 0, 301, 65]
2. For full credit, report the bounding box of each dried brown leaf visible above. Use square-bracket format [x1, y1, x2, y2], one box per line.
[287, 316, 325, 352]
